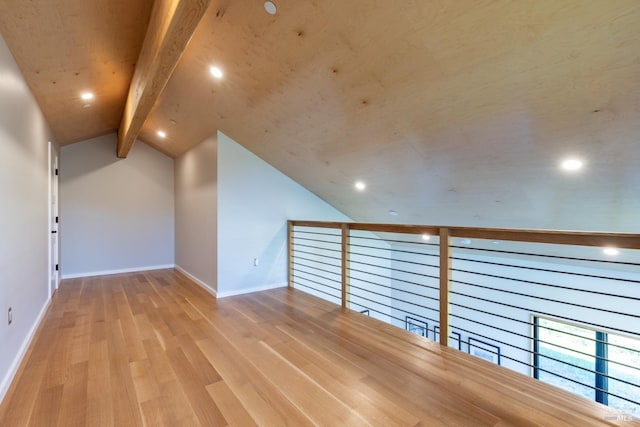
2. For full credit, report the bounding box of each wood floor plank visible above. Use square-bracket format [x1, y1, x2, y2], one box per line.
[274, 315, 495, 426]
[206, 381, 258, 427]
[86, 340, 114, 427]
[139, 399, 165, 427]
[0, 361, 47, 426]
[255, 340, 372, 426]
[174, 333, 222, 385]
[197, 336, 315, 427]
[42, 326, 73, 389]
[69, 315, 91, 365]
[156, 379, 200, 426]
[165, 345, 227, 426]
[1, 269, 638, 427]
[56, 361, 89, 427]
[270, 340, 422, 426]
[106, 321, 144, 427]
[28, 384, 63, 427]
[129, 359, 160, 405]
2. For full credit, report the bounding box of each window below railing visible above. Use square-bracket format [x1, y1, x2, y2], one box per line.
[534, 316, 640, 415]
[288, 220, 640, 418]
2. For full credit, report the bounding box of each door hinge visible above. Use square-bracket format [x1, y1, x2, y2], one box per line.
[56, 216, 59, 223]
[55, 168, 59, 176]
[55, 264, 59, 271]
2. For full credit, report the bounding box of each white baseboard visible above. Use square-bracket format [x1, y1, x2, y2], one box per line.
[0, 297, 51, 404]
[60, 264, 175, 279]
[216, 282, 287, 299]
[174, 265, 217, 297]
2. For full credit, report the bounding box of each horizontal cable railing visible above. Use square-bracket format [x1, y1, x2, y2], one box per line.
[290, 227, 342, 305]
[288, 220, 640, 418]
[347, 229, 441, 328]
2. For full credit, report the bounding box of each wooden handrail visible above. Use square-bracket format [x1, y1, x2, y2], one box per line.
[288, 220, 640, 249]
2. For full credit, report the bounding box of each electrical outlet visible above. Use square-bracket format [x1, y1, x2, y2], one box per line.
[8, 307, 12, 325]
[253, 257, 259, 267]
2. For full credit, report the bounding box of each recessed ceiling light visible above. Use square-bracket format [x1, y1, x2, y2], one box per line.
[210, 66, 223, 79]
[354, 181, 366, 191]
[421, 234, 431, 241]
[388, 210, 399, 216]
[264, 1, 277, 15]
[561, 158, 583, 171]
[80, 92, 94, 101]
[603, 247, 619, 256]
[157, 130, 167, 138]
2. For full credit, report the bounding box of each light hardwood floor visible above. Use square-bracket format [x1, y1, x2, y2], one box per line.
[0, 269, 636, 426]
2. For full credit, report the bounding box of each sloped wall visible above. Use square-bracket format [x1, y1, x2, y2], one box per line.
[216, 131, 350, 296]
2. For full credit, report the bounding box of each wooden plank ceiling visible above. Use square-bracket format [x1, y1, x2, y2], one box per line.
[1, 1, 639, 231]
[0, 0, 154, 144]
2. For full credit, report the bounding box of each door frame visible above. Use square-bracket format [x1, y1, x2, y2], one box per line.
[48, 141, 59, 296]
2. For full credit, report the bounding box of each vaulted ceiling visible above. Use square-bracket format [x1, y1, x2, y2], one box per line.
[1, 0, 639, 231]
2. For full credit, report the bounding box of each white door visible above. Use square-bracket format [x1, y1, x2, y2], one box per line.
[48, 142, 59, 296]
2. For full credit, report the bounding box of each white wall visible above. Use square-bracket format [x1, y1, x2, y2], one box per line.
[217, 131, 350, 297]
[175, 135, 217, 294]
[60, 134, 175, 277]
[0, 35, 56, 402]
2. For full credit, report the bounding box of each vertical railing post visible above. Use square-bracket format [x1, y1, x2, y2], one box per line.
[439, 228, 451, 346]
[341, 223, 350, 309]
[287, 221, 294, 289]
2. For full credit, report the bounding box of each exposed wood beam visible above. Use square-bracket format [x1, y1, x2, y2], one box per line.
[117, 0, 211, 158]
